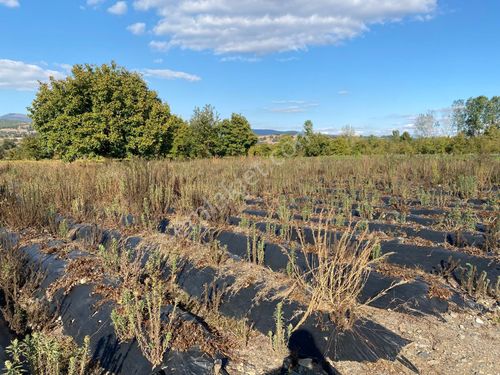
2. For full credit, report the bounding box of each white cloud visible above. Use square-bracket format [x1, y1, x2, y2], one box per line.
[276, 56, 299, 62]
[131, 0, 436, 54]
[127, 22, 146, 34]
[149, 40, 169, 51]
[108, 1, 127, 15]
[267, 100, 319, 113]
[142, 68, 201, 82]
[220, 55, 261, 63]
[87, 0, 105, 5]
[337, 90, 349, 95]
[0, 0, 19, 8]
[0, 59, 66, 91]
[153, 58, 163, 63]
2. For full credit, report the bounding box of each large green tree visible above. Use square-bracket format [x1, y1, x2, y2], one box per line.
[28, 62, 175, 160]
[215, 114, 257, 156]
[452, 96, 500, 137]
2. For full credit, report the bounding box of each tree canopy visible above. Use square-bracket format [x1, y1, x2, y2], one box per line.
[452, 96, 499, 137]
[27, 64, 257, 161]
[29, 62, 176, 160]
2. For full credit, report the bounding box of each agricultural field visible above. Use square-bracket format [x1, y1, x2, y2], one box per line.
[0, 155, 499, 374]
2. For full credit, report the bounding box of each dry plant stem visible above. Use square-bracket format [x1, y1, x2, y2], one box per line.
[291, 212, 378, 331]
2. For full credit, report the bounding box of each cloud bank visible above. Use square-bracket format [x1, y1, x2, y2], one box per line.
[0, 59, 65, 91]
[142, 68, 201, 82]
[131, 0, 436, 54]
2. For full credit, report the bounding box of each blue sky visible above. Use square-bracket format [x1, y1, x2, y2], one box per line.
[0, 0, 499, 134]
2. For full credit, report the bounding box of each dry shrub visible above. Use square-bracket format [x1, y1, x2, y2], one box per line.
[290, 216, 378, 331]
[0, 243, 48, 334]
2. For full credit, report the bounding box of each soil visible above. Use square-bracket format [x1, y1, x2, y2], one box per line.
[332, 306, 500, 375]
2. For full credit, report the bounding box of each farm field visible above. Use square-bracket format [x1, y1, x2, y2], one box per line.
[0, 155, 499, 374]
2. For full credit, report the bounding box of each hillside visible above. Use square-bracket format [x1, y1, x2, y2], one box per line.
[253, 128, 298, 136]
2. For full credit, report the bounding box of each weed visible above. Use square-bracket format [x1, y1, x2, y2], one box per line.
[455, 175, 478, 199]
[0, 244, 47, 334]
[246, 226, 265, 265]
[208, 240, 228, 267]
[459, 263, 498, 299]
[359, 201, 373, 220]
[267, 302, 291, 355]
[371, 243, 382, 260]
[483, 215, 499, 255]
[112, 275, 176, 368]
[239, 216, 250, 229]
[417, 188, 432, 206]
[5, 333, 94, 375]
[58, 219, 69, 238]
[291, 217, 377, 331]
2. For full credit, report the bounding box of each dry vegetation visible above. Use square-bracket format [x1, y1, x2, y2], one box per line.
[0, 154, 499, 374]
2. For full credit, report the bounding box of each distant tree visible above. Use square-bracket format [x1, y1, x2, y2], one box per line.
[303, 120, 314, 137]
[28, 62, 175, 160]
[188, 104, 220, 158]
[451, 99, 466, 134]
[414, 111, 439, 138]
[297, 120, 332, 157]
[272, 135, 297, 158]
[452, 96, 500, 136]
[341, 124, 356, 137]
[391, 130, 400, 141]
[0, 139, 16, 159]
[248, 143, 272, 156]
[329, 137, 350, 155]
[400, 131, 412, 142]
[215, 114, 257, 156]
[7, 135, 52, 160]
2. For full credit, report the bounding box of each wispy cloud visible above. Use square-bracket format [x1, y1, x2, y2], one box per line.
[0, 59, 66, 91]
[108, 1, 127, 15]
[0, 0, 19, 8]
[276, 56, 299, 63]
[127, 22, 146, 35]
[142, 68, 201, 82]
[337, 90, 349, 95]
[149, 40, 169, 51]
[220, 55, 261, 63]
[86, 0, 105, 5]
[267, 100, 319, 113]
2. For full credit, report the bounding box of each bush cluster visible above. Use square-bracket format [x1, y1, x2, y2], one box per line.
[1, 62, 498, 160]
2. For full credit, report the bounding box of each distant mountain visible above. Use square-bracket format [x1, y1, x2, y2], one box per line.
[0, 113, 31, 123]
[253, 129, 298, 136]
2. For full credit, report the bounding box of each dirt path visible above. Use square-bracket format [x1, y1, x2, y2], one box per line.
[333, 307, 500, 375]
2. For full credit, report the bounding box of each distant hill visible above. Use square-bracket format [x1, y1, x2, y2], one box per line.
[0, 113, 31, 123]
[253, 129, 298, 136]
[0, 114, 33, 137]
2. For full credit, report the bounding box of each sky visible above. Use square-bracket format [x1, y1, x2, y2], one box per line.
[0, 0, 499, 135]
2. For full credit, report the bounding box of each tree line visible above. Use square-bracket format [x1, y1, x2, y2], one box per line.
[1, 62, 498, 160]
[7, 63, 257, 161]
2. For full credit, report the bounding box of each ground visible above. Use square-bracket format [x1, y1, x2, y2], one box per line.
[333, 306, 500, 375]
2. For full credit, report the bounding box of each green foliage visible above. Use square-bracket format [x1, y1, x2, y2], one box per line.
[111, 269, 176, 368]
[267, 302, 291, 354]
[215, 113, 258, 156]
[0, 139, 16, 159]
[169, 106, 257, 159]
[28, 62, 175, 160]
[4, 334, 92, 375]
[3, 135, 51, 160]
[256, 130, 499, 158]
[271, 135, 297, 158]
[452, 96, 500, 137]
